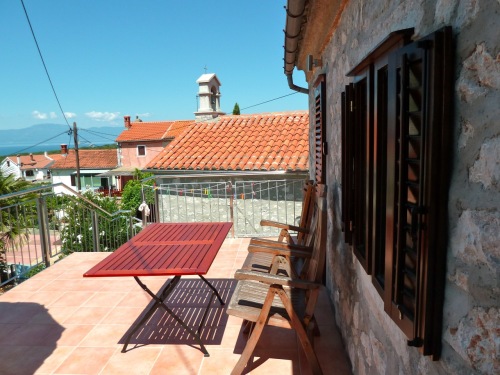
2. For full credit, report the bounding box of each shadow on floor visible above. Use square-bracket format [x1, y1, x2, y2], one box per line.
[0, 302, 65, 375]
[119, 278, 237, 352]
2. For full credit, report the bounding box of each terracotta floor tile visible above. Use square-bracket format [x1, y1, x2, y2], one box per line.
[79, 323, 132, 347]
[100, 346, 161, 375]
[0, 322, 64, 346]
[62, 306, 110, 324]
[31, 305, 78, 324]
[0, 345, 59, 375]
[149, 345, 204, 375]
[28, 290, 66, 306]
[100, 306, 147, 325]
[82, 291, 127, 308]
[34, 346, 75, 374]
[49, 291, 94, 307]
[55, 324, 95, 346]
[0, 242, 353, 375]
[53, 346, 116, 374]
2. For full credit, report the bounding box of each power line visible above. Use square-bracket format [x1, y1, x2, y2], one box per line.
[20, 0, 71, 130]
[240, 92, 299, 111]
[9, 130, 70, 155]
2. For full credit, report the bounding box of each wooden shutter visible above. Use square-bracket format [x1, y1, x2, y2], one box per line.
[341, 84, 354, 244]
[341, 80, 370, 271]
[385, 27, 452, 358]
[352, 78, 369, 269]
[314, 75, 327, 184]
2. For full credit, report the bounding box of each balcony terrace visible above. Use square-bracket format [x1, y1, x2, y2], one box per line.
[0, 236, 352, 375]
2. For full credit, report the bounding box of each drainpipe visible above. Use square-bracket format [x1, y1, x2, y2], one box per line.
[284, 0, 308, 94]
[287, 73, 308, 94]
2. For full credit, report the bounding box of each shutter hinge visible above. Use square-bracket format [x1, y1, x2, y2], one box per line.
[408, 337, 423, 347]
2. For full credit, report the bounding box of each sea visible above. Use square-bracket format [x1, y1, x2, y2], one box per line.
[0, 142, 112, 158]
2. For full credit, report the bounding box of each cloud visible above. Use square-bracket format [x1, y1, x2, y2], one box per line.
[137, 112, 151, 118]
[64, 112, 77, 119]
[85, 111, 120, 122]
[32, 110, 48, 120]
[49, 112, 57, 119]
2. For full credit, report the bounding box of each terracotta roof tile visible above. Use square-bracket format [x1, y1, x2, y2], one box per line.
[6, 154, 54, 170]
[146, 111, 309, 172]
[116, 120, 194, 142]
[50, 149, 118, 170]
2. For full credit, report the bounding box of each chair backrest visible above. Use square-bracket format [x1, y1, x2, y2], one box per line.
[296, 180, 316, 246]
[301, 184, 327, 283]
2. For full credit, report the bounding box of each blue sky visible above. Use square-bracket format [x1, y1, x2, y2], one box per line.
[0, 0, 308, 131]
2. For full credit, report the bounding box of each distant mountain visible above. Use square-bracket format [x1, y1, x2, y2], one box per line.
[0, 123, 124, 147]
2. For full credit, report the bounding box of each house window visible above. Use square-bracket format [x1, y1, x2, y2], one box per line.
[314, 75, 327, 184]
[6, 161, 10, 167]
[70, 174, 76, 187]
[25, 170, 34, 177]
[341, 27, 452, 358]
[137, 145, 146, 156]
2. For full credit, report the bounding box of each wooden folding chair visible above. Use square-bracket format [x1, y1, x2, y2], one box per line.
[241, 180, 316, 278]
[257, 179, 315, 246]
[227, 184, 327, 375]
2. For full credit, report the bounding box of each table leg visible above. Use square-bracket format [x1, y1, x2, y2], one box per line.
[122, 276, 210, 357]
[198, 275, 225, 305]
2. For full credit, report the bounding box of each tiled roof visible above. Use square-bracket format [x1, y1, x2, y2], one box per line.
[51, 149, 118, 170]
[146, 111, 309, 172]
[116, 120, 194, 142]
[7, 154, 55, 170]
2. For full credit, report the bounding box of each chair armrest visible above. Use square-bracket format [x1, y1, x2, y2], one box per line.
[234, 269, 321, 290]
[259, 220, 309, 234]
[247, 243, 312, 258]
[249, 238, 311, 251]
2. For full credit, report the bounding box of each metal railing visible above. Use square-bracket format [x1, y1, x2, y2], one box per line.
[0, 183, 141, 287]
[155, 179, 305, 237]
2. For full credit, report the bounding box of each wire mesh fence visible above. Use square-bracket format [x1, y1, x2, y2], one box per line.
[156, 179, 305, 237]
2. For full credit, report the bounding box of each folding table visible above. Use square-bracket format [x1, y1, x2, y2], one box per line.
[83, 222, 232, 356]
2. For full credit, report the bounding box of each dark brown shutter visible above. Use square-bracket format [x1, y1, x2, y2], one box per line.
[385, 27, 452, 358]
[352, 78, 369, 269]
[341, 84, 354, 244]
[314, 75, 327, 184]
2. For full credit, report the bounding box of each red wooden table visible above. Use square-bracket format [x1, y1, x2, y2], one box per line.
[84, 222, 232, 355]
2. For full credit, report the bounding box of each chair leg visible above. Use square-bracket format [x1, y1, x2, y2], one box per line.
[231, 288, 276, 375]
[277, 289, 323, 375]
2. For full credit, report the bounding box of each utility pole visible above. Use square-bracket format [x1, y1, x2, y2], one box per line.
[73, 122, 81, 191]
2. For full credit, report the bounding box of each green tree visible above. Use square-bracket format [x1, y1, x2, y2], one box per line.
[232, 102, 240, 115]
[121, 169, 155, 213]
[0, 171, 34, 276]
[59, 190, 131, 254]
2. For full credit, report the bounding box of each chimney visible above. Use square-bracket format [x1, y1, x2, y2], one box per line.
[30, 153, 34, 161]
[61, 144, 68, 155]
[16, 155, 21, 166]
[124, 115, 131, 129]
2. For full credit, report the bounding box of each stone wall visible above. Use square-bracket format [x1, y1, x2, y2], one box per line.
[308, 0, 500, 374]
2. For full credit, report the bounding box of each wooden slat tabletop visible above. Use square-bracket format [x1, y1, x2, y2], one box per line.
[83, 222, 232, 277]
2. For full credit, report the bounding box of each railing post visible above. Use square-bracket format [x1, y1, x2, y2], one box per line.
[228, 182, 235, 238]
[36, 196, 51, 267]
[154, 186, 160, 223]
[91, 211, 100, 252]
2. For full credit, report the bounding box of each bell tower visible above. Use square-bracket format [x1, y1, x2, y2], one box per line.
[195, 73, 225, 121]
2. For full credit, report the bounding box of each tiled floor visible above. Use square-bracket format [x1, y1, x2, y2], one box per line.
[0, 237, 352, 375]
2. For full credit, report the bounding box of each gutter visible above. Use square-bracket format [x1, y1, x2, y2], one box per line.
[284, 0, 308, 94]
